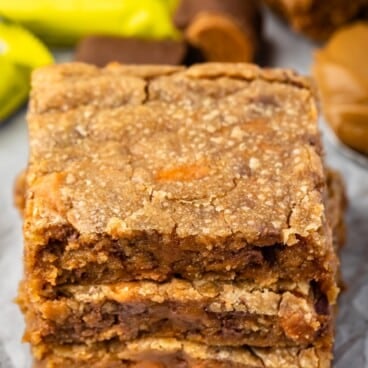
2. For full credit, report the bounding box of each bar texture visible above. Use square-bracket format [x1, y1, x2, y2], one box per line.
[24, 63, 337, 296]
[18, 62, 345, 367]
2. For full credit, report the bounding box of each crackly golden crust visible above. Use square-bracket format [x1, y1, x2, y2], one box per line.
[264, 0, 368, 41]
[32, 337, 332, 368]
[21, 63, 339, 307]
[26, 62, 321, 240]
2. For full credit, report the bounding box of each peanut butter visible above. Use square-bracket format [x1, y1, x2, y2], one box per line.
[313, 22, 368, 155]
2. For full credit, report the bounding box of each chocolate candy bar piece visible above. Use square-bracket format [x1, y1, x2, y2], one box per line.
[75, 36, 187, 67]
[174, 0, 262, 62]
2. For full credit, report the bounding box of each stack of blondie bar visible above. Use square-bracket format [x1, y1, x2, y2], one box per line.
[17, 63, 346, 367]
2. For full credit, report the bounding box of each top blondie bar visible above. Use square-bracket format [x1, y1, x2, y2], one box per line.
[23, 63, 337, 300]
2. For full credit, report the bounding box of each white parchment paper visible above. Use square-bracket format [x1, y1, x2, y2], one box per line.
[0, 11, 367, 368]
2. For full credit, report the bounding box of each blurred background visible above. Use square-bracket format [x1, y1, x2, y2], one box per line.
[0, 1, 368, 367]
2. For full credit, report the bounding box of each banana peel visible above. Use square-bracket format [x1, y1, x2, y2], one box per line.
[0, 17, 53, 123]
[0, 0, 180, 45]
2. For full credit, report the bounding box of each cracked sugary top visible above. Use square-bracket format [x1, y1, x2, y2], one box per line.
[26, 62, 327, 246]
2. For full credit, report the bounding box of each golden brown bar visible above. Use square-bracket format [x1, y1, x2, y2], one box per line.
[24, 63, 337, 301]
[19, 62, 345, 368]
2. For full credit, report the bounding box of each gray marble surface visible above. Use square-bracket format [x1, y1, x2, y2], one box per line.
[0, 11, 367, 368]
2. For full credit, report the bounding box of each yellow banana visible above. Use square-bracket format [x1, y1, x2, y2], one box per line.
[0, 0, 180, 45]
[0, 17, 53, 122]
